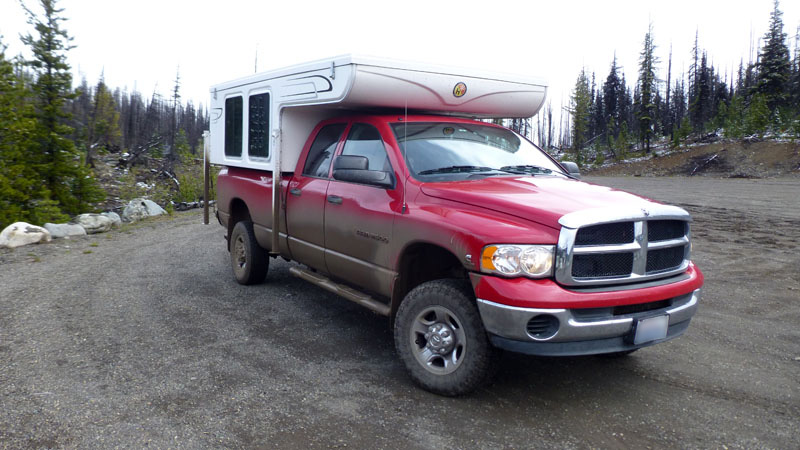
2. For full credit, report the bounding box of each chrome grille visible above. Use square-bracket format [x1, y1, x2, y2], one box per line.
[555, 205, 692, 287]
[648, 220, 686, 242]
[575, 222, 634, 246]
[646, 246, 685, 273]
[572, 253, 633, 278]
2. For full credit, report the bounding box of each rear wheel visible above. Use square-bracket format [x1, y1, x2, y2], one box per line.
[394, 279, 497, 396]
[230, 221, 268, 285]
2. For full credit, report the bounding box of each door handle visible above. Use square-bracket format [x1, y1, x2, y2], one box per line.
[327, 195, 343, 205]
[289, 188, 302, 197]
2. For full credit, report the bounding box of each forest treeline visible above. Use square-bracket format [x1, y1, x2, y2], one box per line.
[0, 0, 208, 229]
[554, 0, 799, 166]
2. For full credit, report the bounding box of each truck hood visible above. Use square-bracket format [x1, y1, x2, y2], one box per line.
[419, 176, 657, 229]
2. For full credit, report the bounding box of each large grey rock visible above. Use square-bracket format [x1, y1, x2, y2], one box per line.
[44, 222, 87, 239]
[102, 211, 122, 228]
[71, 213, 113, 234]
[0, 222, 52, 248]
[122, 198, 167, 222]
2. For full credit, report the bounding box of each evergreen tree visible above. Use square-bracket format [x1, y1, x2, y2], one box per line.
[569, 68, 592, 165]
[637, 24, 658, 152]
[662, 46, 673, 138]
[85, 78, 121, 166]
[756, 0, 791, 111]
[0, 36, 67, 228]
[603, 55, 622, 150]
[21, 0, 104, 216]
[744, 93, 770, 136]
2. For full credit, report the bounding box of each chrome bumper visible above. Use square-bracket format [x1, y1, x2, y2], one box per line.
[477, 289, 700, 344]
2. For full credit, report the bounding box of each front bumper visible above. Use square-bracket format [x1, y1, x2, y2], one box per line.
[477, 288, 701, 356]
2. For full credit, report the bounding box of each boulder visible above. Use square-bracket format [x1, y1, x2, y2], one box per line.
[102, 211, 122, 228]
[44, 223, 87, 239]
[0, 222, 52, 248]
[70, 213, 113, 234]
[122, 198, 167, 222]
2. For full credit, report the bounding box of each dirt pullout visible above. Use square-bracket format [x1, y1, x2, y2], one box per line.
[586, 140, 800, 178]
[1, 179, 799, 448]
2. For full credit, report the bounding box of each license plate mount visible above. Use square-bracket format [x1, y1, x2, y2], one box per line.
[632, 315, 669, 345]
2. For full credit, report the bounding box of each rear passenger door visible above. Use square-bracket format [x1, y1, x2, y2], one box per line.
[324, 122, 400, 297]
[286, 123, 347, 272]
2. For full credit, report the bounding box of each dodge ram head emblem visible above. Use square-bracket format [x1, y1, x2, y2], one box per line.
[641, 208, 650, 217]
[453, 82, 467, 98]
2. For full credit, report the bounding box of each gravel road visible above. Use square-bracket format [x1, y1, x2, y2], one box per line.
[1, 176, 798, 449]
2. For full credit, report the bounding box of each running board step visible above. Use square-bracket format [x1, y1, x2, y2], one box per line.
[289, 266, 391, 316]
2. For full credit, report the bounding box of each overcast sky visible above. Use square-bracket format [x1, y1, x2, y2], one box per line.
[1, 0, 798, 117]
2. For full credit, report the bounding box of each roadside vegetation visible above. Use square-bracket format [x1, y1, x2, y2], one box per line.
[518, 0, 799, 168]
[0, 0, 209, 230]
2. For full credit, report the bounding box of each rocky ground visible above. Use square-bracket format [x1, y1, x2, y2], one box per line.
[585, 140, 800, 178]
[1, 176, 798, 448]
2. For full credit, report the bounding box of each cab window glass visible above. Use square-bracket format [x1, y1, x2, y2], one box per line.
[302, 123, 347, 178]
[341, 123, 391, 171]
[224, 96, 243, 157]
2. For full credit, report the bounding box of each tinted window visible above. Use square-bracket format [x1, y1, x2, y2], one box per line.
[341, 123, 391, 171]
[302, 123, 347, 178]
[224, 96, 243, 157]
[248, 93, 269, 158]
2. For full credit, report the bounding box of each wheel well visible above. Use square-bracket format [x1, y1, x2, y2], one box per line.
[227, 198, 251, 250]
[391, 243, 469, 317]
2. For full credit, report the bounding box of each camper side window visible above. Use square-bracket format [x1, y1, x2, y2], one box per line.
[248, 93, 270, 158]
[302, 123, 347, 178]
[224, 97, 243, 157]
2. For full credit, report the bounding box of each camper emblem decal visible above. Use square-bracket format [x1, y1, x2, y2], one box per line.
[453, 82, 467, 98]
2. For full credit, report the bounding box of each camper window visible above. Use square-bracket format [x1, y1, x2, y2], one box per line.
[248, 93, 270, 158]
[224, 96, 243, 157]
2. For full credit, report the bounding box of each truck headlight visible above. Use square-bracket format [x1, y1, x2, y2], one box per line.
[480, 245, 554, 278]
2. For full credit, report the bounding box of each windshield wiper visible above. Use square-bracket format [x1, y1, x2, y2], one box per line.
[499, 165, 553, 175]
[418, 165, 497, 175]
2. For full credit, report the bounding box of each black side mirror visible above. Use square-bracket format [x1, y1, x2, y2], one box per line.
[334, 155, 369, 170]
[561, 161, 581, 179]
[333, 155, 394, 188]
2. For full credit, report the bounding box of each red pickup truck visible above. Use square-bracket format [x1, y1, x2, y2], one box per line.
[215, 113, 703, 395]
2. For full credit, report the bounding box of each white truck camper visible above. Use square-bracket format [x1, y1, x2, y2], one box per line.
[208, 55, 548, 253]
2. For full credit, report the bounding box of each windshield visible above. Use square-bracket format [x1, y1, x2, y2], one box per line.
[391, 122, 565, 181]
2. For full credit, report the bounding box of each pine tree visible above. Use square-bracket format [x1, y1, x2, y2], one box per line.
[86, 78, 121, 166]
[0, 36, 67, 227]
[569, 68, 592, 165]
[603, 55, 622, 147]
[756, 0, 791, 111]
[663, 46, 673, 137]
[637, 24, 659, 152]
[21, 0, 104, 216]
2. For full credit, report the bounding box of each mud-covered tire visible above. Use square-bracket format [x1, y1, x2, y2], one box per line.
[230, 221, 268, 285]
[394, 279, 498, 396]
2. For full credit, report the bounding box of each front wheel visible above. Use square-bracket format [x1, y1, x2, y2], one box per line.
[394, 279, 497, 396]
[230, 221, 268, 285]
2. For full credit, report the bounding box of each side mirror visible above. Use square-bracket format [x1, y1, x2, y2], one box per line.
[333, 155, 395, 188]
[333, 155, 369, 171]
[560, 161, 581, 179]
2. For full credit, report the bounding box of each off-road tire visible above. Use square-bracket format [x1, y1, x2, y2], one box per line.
[394, 279, 497, 396]
[230, 221, 268, 285]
